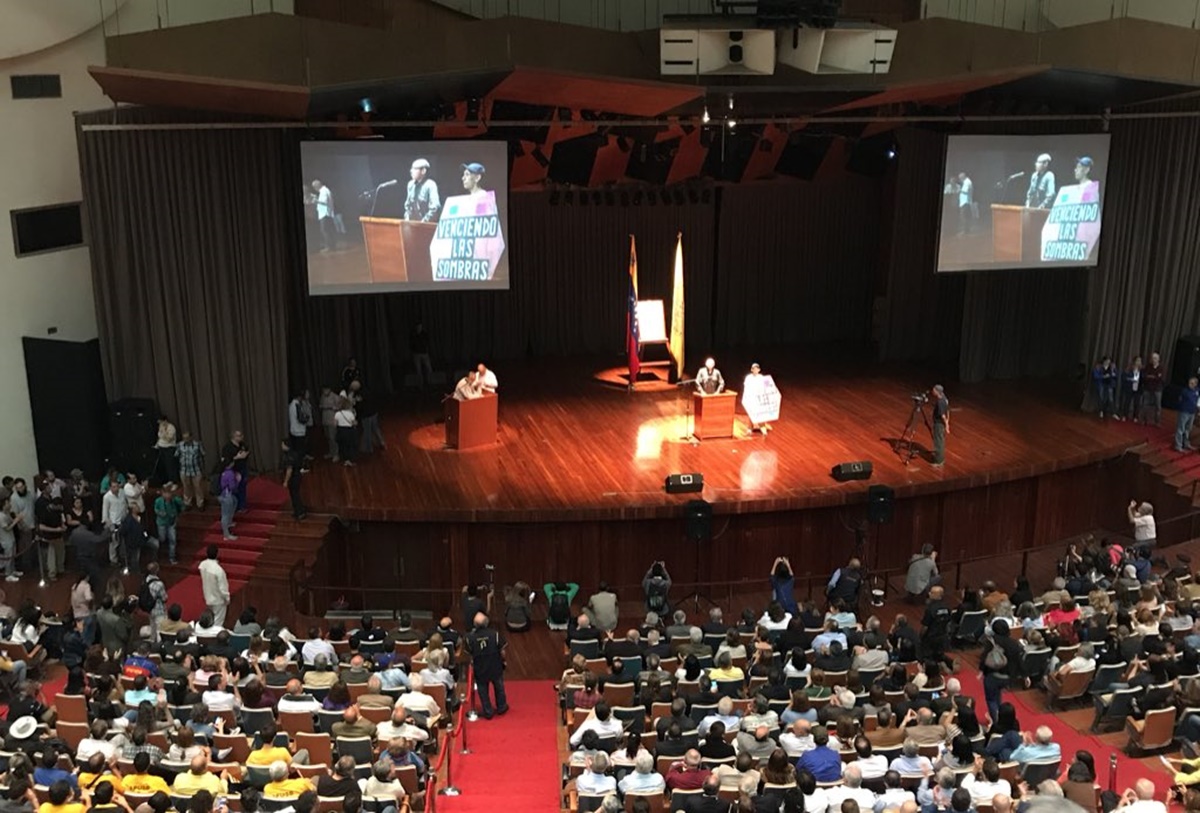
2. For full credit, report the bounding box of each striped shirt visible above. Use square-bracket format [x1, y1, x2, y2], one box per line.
[176, 441, 205, 477]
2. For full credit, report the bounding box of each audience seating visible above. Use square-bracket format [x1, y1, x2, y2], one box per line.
[1126, 707, 1177, 754]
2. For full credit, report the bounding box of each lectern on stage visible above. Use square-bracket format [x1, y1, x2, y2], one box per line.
[359, 217, 436, 283]
[445, 394, 498, 450]
[990, 205, 1050, 263]
[693, 392, 737, 439]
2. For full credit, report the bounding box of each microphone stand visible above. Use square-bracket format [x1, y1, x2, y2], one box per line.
[677, 378, 699, 444]
[369, 181, 398, 217]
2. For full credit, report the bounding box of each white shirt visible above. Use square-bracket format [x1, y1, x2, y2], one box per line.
[335, 408, 356, 428]
[316, 186, 333, 219]
[961, 776, 1011, 803]
[375, 720, 429, 743]
[873, 788, 915, 813]
[849, 755, 889, 780]
[780, 732, 815, 757]
[277, 695, 322, 715]
[1122, 801, 1167, 813]
[568, 714, 624, 747]
[1132, 514, 1156, 542]
[301, 638, 337, 666]
[958, 177, 973, 206]
[201, 689, 238, 711]
[576, 771, 616, 795]
[123, 482, 145, 512]
[76, 737, 117, 762]
[102, 490, 128, 528]
[288, 400, 306, 436]
[402, 691, 441, 718]
[802, 789, 830, 813]
[825, 785, 877, 813]
[758, 611, 792, 631]
[199, 559, 230, 606]
[477, 369, 498, 393]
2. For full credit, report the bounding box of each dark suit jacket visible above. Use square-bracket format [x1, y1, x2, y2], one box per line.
[684, 795, 732, 813]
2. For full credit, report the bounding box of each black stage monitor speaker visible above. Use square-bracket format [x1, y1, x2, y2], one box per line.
[665, 473, 704, 494]
[831, 460, 872, 482]
[868, 484, 895, 524]
[685, 499, 713, 540]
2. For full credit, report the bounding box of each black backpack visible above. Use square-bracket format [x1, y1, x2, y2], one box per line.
[548, 591, 570, 625]
[138, 576, 160, 612]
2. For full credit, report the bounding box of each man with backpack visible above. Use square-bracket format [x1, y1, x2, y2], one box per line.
[642, 561, 672, 616]
[137, 563, 167, 642]
[542, 580, 578, 630]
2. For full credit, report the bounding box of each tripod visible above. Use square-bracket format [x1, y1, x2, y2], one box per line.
[896, 398, 931, 465]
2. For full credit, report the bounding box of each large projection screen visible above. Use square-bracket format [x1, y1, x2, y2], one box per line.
[301, 141, 510, 294]
[936, 133, 1110, 272]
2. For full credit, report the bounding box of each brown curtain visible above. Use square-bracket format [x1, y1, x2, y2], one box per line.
[76, 110, 293, 471]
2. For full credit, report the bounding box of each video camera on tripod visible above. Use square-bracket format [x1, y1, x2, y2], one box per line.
[910, 392, 929, 404]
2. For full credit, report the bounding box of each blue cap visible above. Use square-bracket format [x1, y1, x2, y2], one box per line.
[462, 162, 486, 174]
[1076, 156, 1093, 167]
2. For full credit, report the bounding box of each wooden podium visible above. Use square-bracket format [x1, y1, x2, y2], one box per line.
[359, 217, 436, 283]
[445, 394, 498, 450]
[991, 205, 1050, 263]
[693, 392, 737, 439]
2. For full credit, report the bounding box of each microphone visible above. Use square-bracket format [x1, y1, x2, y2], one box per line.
[1007, 171, 1026, 181]
[369, 180, 399, 217]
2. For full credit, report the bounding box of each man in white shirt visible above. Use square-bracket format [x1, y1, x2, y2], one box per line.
[198, 546, 230, 628]
[101, 481, 128, 563]
[568, 701, 624, 748]
[277, 680, 322, 715]
[780, 719, 815, 758]
[375, 704, 429, 744]
[476, 364, 498, 394]
[1117, 779, 1167, 813]
[401, 674, 442, 723]
[123, 473, 146, 513]
[576, 751, 616, 795]
[201, 674, 239, 712]
[1127, 501, 1156, 550]
[955, 171, 974, 234]
[76, 721, 120, 762]
[312, 180, 336, 251]
[825, 765, 877, 813]
[848, 737, 889, 780]
[300, 627, 337, 666]
[961, 758, 1012, 803]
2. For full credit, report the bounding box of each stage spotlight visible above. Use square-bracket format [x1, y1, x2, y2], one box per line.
[702, 105, 710, 124]
[885, 142, 898, 160]
[359, 97, 374, 114]
[727, 118, 738, 130]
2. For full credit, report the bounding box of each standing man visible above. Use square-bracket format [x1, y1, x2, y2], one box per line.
[356, 388, 385, 455]
[319, 387, 340, 460]
[930, 384, 950, 468]
[1093, 357, 1118, 419]
[218, 462, 240, 541]
[695, 358, 724, 395]
[199, 546, 230, 628]
[35, 489, 66, 582]
[8, 479, 34, 577]
[144, 562, 167, 643]
[155, 415, 179, 486]
[452, 370, 481, 402]
[463, 612, 508, 719]
[154, 484, 184, 565]
[340, 358, 361, 393]
[1175, 376, 1199, 453]
[1026, 153, 1055, 209]
[476, 363, 498, 394]
[1119, 356, 1142, 423]
[220, 431, 251, 513]
[101, 480, 127, 565]
[175, 432, 206, 511]
[287, 391, 311, 466]
[1141, 351, 1165, 426]
[955, 171, 974, 235]
[404, 159, 441, 223]
[281, 438, 307, 522]
[410, 323, 433, 389]
[311, 180, 336, 251]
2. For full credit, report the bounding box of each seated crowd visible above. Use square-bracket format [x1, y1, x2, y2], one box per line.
[558, 545, 1200, 813]
[0, 602, 475, 813]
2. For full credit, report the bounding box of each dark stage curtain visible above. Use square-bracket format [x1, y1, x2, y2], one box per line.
[1084, 109, 1200, 376]
[714, 180, 881, 348]
[76, 110, 293, 471]
[878, 128, 965, 370]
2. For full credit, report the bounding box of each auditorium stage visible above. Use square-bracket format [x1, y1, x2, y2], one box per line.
[300, 355, 1147, 523]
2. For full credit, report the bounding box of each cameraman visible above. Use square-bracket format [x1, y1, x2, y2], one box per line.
[930, 384, 950, 467]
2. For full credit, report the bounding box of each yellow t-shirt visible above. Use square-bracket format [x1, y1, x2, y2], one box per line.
[79, 773, 123, 794]
[39, 804, 85, 813]
[246, 746, 293, 766]
[708, 666, 746, 682]
[172, 771, 227, 797]
[264, 778, 314, 799]
[121, 774, 170, 795]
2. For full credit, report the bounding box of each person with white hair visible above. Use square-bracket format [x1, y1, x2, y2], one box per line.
[698, 696, 742, 737]
[780, 719, 815, 758]
[1116, 778, 1166, 813]
[263, 759, 313, 798]
[618, 750, 666, 794]
[400, 674, 442, 723]
[1008, 726, 1061, 765]
[576, 751, 616, 795]
[404, 158, 440, 222]
[825, 764, 877, 813]
[1026, 153, 1056, 208]
[1127, 501, 1156, 551]
[889, 740, 933, 775]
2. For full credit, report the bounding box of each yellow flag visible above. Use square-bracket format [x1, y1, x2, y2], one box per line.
[669, 233, 685, 381]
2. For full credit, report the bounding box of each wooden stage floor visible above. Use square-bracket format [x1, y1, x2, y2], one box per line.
[300, 355, 1150, 522]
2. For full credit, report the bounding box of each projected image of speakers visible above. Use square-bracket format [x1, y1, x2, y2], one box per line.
[685, 499, 713, 540]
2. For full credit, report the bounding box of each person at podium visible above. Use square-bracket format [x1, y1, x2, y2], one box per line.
[404, 158, 441, 223]
[1025, 153, 1056, 209]
[476, 363, 498, 394]
[452, 371, 482, 402]
[696, 358, 724, 395]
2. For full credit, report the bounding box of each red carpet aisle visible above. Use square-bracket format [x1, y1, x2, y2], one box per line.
[954, 667, 1169, 794]
[168, 478, 288, 618]
[439, 681, 560, 813]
